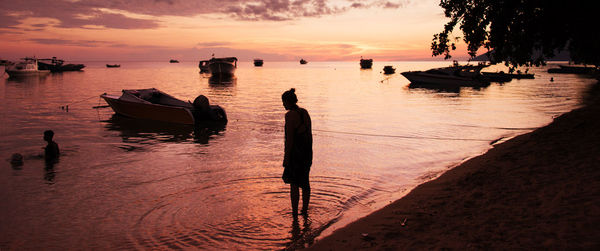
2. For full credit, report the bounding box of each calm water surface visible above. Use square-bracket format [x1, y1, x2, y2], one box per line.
[0, 61, 595, 249]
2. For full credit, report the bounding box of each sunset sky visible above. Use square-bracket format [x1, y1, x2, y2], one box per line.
[0, 0, 473, 62]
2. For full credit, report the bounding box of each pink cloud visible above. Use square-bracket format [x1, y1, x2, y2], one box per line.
[0, 0, 409, 29]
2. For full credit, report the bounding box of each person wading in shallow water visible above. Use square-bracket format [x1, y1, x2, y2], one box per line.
[44, 130, 60, 164]
[281, 88, 313, 217]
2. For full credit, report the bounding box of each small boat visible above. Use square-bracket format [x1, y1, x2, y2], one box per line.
[170, 59, 179, 63]
[198, 60, 210, 73]
[383, 65, 395, 74]
[106, 64, 121, 68]
[208, 57, 237, 77]
[401, 62, 490, 87]
[38, 57, 85, 72]
[101, 88, 227, 125]
[548, 65, 596, 74]
[360, 58, 373, 69]
[300, 59, 307, 64]
[481, 71, 534, 82]
[5, 57, 51, 77]
[254, 59, 264, 67]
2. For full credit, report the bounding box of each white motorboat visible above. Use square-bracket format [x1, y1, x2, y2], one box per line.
[5, 57, 51, 77]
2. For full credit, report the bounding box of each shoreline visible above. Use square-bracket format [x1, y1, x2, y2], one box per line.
[307, 81, 600, 250]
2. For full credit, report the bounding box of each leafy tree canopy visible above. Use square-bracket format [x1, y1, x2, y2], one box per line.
[432, 0, 599, 67]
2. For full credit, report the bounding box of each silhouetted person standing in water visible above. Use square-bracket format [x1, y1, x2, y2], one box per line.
[44, 130, 59, 164]
[281, 88, 313, 216]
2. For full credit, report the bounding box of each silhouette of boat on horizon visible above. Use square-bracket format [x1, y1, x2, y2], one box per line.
[5, 57, 50, 77]
[254, 58, 264, 67]
[169, 59, 179, 63]
[547, 64, 597, 74]
[360, 58, 373, 69]
[37, 57, 85, 72]
[101, 88, 227, 125]
[300, 59, 307, 64]
[208, 57, 237, 77]
[106, 64, 120, 68]
[383, 65, 395, 74]
[401, 62, 491, 88]
[480, 71, 534, 82]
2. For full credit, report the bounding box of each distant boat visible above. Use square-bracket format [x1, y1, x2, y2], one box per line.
[170, 59, 179, 63]
[254, 59, 264, 67]
[198, 60, 210, 73]
[383, 65, 395, 74]
[360, 58, 373, 69]
[401, 62, 490, 88]
[101, 88, 227, 125]
[480, 71, 534, 82]
[38, 57, 85, 72]
[208, 57, 237, 77]
[5, 57, 50, 77]
[300, 59, 307, 64]
[548, 65, 596, 74]
[0, 59, 11, 66]
[106, 64, 120, 68]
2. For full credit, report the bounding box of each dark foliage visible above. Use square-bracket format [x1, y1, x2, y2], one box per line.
[432, 0, 600, 67]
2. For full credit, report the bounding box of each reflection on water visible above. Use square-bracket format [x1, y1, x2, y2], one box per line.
[6, 75, 48, 85]
[104, 114, 225, 145]
[208, 75, 237, 86]
[0, 61, 596, 250]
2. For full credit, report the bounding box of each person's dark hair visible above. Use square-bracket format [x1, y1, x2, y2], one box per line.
[282, 88, 298, 104]
[44, 130, 54, 139]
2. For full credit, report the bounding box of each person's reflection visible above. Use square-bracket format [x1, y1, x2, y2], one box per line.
[44, 162, 56, 183]
[288, 214, 314, 249]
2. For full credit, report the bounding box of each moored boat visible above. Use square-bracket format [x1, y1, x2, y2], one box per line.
[300, 59, 307, 64]
[254, 59, 264, 67]
[101, 88, 227, 125]
[383, 65, 395, 74]
[198, 60, 210, 73]
[360, 58, 373, 69]
[208, 57, 237, 77]
[548, 65, 596, 74]
[401, 63, 490, 88]
[38, 57, 85, 72]
[5, 57, 50, 77]
[481, 71, 534, 82]
[106, 64, 121, 68]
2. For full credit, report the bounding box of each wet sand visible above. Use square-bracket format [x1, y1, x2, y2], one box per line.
[308, 81, 600, 250]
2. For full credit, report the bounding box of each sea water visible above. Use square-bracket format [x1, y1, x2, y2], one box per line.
[0, 61, 595, 250]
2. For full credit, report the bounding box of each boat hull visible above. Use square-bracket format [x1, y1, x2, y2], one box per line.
[208, 62, 236, 77]
[402, 71, 489, 87]
[101, 94, 195, 125]
[6, 70, 50, 77]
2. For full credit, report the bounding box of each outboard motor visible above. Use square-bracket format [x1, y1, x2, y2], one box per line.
[192, 95, 211, 121]
[192, 95, 227, 123]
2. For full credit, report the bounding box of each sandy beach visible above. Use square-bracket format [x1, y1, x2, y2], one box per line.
[308, 81, 600, 250]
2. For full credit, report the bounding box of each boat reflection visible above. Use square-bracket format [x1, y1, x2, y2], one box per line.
[5, 74, 49, 84]
[408, 82, 490, 93]
[209, 75, 237, 86]
[104, 114, 225, 145]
